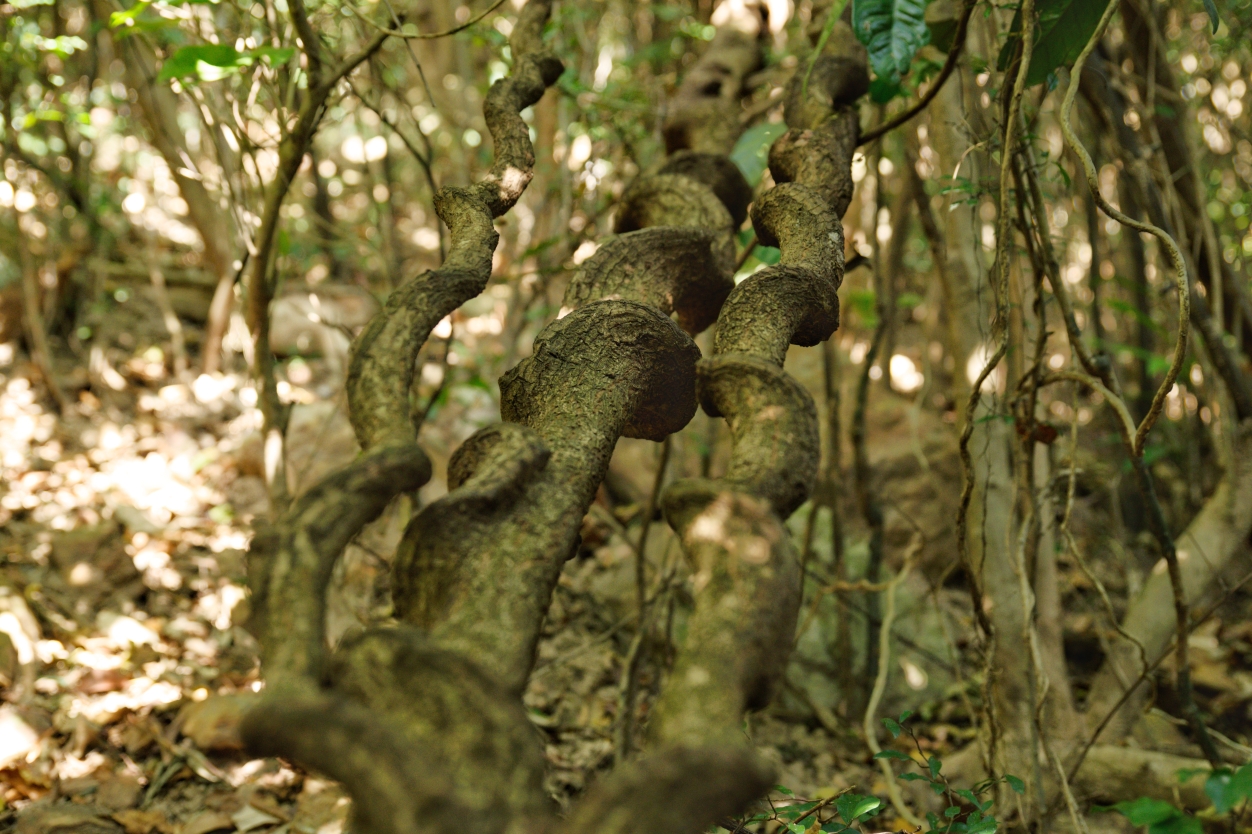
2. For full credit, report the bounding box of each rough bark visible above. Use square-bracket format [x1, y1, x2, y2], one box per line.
[346, 1, 563, 450]
[238, 4, 873, 832]
[652, 14, 863, 764]
[241, 5, 563, 831]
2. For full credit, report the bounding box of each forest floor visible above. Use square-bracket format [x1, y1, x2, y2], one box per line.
[1, 287, 1250, 834]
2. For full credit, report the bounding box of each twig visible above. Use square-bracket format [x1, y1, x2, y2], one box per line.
[1057, 0, 1188, 456]
[1063, 567, 1252, 786]
[15, 227, 66, 415]
[345, 0, 507, 40]
[853, 316, 887, 702]
[862, 535, 923, 827]
[735, 235, 758, 273]
[616, 437, 671, 763]
[1057, 0, 1217, 768]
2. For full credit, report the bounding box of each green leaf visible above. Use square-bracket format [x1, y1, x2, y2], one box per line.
[1157, 818, 1204, 834]
[23, 110, 66, 127]
[114, 17, 179, 38]
[836, 793, 881, 823]
[852, 0, 930, 95]
[159, 44, 252, 81]
[874, 750, 913, 761]
[945, 806, 962, 818]
[883, 718, 903, 738]
[252, 46, 295, 67]
[774, 785, 796, 797]
[779, 801, 822, 820]
[1202, 0, 1220, 33]
[729, 120, 787, 187]
[966, 814, 999, 834]
[897, 773, 929, 782]
[869, 75, 903, 104]
[1231, 764, 1252, 806]
[1205, 771, 1235, 814]
[753, 246, 781, 266]
[1097, 798, 1182, 827]
[1005, 775, 1026, 795]
[1208, 764, 1252, 814]
[109, 0, 151, 27]
[898, 710, 913, 724]
[996, 0, 1106, 88]
[929, 757, 942, 779]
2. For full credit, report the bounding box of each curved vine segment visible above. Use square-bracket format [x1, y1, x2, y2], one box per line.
[241, 4, 564, 832]
[388, 6, 769, 705]
[662, 11, 766, 154]
[345, 0, 563, 452]
[239, 7, 868, 834]
[393, 301, 701, 693]
[650, 21, 865, 751]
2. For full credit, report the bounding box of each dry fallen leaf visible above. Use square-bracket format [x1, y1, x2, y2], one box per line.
[179, 693, 258, 752]
[97, 774, 144, 811]
[15, 802, 123, 834]
[0, 705, 41, 768]
[230, 805, 280, 834]
[178, 810, 234, 834]
[112, 809, 174, 834]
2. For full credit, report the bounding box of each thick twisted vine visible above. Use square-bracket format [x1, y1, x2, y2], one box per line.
[346, 0, 563, 451]
[391, 37, 761, 685]
[239, 5, 563, 831]
[238, 5, 870, 833]
[392, 303, 702, 692]
[649, 13, 866, 771]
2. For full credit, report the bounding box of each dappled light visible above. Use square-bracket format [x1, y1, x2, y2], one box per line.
[3, 0, 1252, 831]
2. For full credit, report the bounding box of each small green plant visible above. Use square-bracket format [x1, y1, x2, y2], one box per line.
[718, 712, 1024, 834]
[716, 784, 884, 834]
[875, 711, 1023, 834]
[1094, 761, 1252, 834]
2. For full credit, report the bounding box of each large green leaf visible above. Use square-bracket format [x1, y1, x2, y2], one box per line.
[1206, 764, 1252, 814]
[729, 120, 786, 187]
[1202, 0, 1220, 32]
[852, 0, 930, 100]
[1095, 798, 1203, 834]
[158, 44, 294, 82]
[835, 793, 881, 824]
[110, 0, 151, 28]
[996, 0, 1106, 87]
[159, 45, 249, 81]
